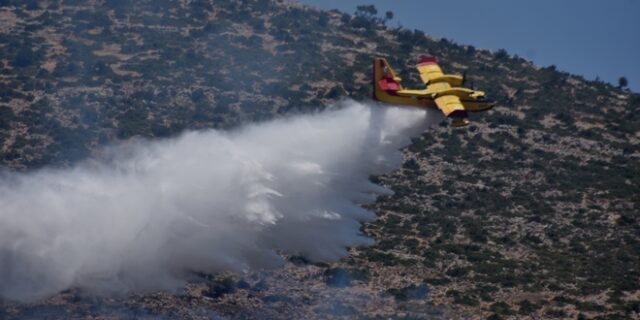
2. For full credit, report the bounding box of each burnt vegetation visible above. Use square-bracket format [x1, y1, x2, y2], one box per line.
[0, 0, 638, 319]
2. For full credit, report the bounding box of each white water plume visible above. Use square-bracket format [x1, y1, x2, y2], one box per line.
[0, 101, 434, 302]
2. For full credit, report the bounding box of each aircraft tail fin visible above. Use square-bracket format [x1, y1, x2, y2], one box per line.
[372, 58, 403, 101]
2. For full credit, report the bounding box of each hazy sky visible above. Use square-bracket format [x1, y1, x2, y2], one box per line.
[298, 0, 640, 92]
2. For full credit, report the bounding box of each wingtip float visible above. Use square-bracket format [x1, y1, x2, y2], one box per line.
[372, 56, 495, 127]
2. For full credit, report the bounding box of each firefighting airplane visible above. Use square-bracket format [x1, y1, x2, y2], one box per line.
[373, 56, 495, 127]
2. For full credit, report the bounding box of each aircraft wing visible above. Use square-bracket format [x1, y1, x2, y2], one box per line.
[416, 56, 463, 86]
[434, 95, 466, 117]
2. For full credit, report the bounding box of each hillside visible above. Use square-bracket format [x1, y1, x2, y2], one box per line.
[1, 0, 639, 319]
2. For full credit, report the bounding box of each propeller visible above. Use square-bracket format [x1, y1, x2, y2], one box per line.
[461, 70, 476, 90]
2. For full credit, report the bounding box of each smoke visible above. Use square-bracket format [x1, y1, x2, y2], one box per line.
[0, 101, 434, 302]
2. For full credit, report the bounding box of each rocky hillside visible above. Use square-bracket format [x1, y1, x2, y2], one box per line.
[1, 0, 639, 319]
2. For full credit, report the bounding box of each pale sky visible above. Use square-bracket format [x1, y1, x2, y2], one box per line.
[298, 0, 640, 92]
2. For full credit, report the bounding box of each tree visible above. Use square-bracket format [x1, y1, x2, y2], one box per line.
[12, 45, 38, 68]
[355, 5, 377, 17]
[318, 13, 329, 27]
[495, 49, 509, 60]
[618, 76, 628, 89]
[466, 45, 476, 55]
[385, 11, 394, 21]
